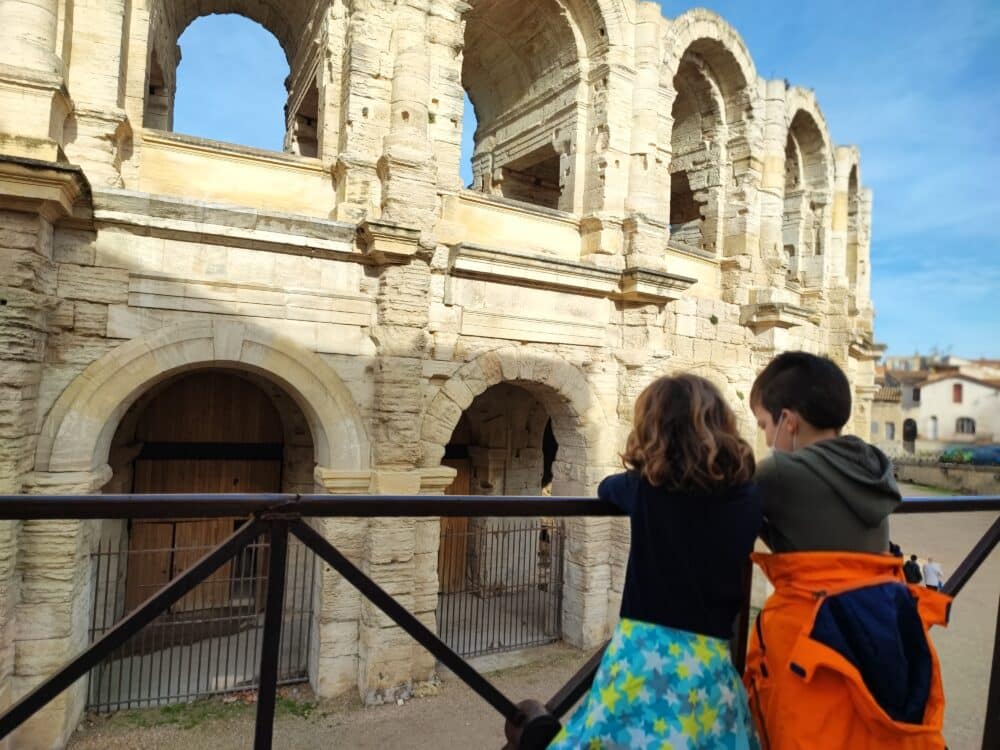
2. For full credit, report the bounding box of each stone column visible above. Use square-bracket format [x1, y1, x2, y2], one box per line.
[311, 468, 372, 698]
[622, 4, 670, 268]
[379, 0, 437, 227]
[11, 468, 110, 750]
[758, 79, 789, 290]
[829, 146, 856, 288]
[0, 0, 69, 157]
[334, 1, 394, 222]
[61, 0, 130, 187]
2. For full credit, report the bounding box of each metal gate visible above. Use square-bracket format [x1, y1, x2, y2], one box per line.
[87, 529, 316, 711]
[437, 519, 564, 658]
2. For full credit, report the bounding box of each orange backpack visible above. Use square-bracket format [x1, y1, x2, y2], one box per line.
[745, 552, 951, 750]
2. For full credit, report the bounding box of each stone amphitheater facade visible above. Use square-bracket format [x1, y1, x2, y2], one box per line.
[0, 0, 881, 745]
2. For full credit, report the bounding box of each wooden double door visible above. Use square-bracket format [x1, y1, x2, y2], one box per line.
[124, 372, 283, 613]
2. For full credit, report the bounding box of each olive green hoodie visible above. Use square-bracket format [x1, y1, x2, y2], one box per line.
[755, 435, 902, 553]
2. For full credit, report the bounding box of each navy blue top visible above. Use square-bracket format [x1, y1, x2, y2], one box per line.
[599, 471, 762, 640]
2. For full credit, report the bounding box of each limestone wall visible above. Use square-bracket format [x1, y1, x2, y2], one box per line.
[0, 0, 881, 745]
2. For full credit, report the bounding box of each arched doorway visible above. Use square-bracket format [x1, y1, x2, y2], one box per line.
[437, 384, 564, 657]
[903, 418, 917, 453]
[89, 370, 317, 710]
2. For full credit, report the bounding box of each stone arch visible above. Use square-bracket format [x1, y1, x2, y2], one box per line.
[662, 9, 763, 256]
[36, 319, 370, 477]
[139, 0, 324, 152]
[663, 10, 760, 126]
[420, 346, 613, 475]
[420, 346, 616, 648]
[461, 0, 611, 212]
[784, 88, 835, 193]
[782, 90, 835, 282]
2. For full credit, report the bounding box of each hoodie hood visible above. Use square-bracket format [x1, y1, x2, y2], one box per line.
[787, 435, 902, 526]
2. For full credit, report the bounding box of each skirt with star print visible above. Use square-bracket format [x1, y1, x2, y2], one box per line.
[548, 618, 760, 750]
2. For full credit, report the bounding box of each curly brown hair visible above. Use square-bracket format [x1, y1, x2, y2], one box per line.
[622, 374, 755, 494]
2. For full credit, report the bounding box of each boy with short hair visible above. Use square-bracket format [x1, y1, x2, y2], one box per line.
[749, 350, 901, 552]
[744, 352, 949, 750]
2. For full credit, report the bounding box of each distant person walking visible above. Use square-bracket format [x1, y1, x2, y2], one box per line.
[923, 557, 944, 590]
[903, 555, 922, 584]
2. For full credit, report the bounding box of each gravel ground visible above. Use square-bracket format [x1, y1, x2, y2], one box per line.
[68, 482, 998, 750]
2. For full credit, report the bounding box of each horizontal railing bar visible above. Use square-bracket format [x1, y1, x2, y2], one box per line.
[0, 494, 996, 519]
[893, 496, 1000, 513]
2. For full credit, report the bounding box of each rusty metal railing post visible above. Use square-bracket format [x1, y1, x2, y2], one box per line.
[254, 519, 289, 750]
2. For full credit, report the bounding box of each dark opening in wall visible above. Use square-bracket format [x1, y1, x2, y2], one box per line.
[499, 145, 562, 210]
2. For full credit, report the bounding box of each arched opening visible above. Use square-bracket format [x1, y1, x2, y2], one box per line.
[667, 36, 754, 257]
[783, 110, 830, 283]
[460, 0, 583, 211]
[91, 370, 317, 710]
[437, 384, 564, 656]
[669, 53, 723, 253]
[903, 418, 917, 453]
[143, 6, 323, 156]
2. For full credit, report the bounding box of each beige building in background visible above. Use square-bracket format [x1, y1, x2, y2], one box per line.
[0, 0, 880, 746]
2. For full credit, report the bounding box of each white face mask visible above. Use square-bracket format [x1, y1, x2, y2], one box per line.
[774, 411, 797, 453]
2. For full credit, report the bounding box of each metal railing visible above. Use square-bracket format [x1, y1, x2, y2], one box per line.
[0, 493, 996, 749]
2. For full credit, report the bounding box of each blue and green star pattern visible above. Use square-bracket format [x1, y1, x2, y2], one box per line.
[548, 618, 760, 750]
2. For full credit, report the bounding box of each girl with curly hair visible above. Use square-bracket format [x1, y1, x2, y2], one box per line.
[549, 374, 761, 750]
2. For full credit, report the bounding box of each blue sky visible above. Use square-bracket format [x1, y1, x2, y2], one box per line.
[173, 3, 999, 358]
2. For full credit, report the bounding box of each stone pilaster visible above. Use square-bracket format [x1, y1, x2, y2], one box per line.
[11, 468, 109, 750]
[758, 79, 790, 289]
[830, 146, 857, 288]
[334, 1, 394, 222]
[0, 0, 69, 159]
[357, 470, 419, 704]
[60, 0, 130, 187]
[311, 468, 372, 698]
[378, 0, 437, 227]
[0, 156, 88, 750]
[413, 466, 456, 677]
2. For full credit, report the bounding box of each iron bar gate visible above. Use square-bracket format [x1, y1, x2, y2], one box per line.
[0, 493, 995, 750]
[87, 531, 316, 711]
[438, 519, 564, 658]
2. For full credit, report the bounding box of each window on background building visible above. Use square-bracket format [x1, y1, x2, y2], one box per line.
[871, 421, 880, 439]
[953, 383, 963, 403]
[912, 387, 921, 403]
[956, 417, 976, 435]
[886, 422, 896, 440]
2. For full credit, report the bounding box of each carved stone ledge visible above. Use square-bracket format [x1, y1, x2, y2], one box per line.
[0, 154, 90, 220]
[449, 242, 620, 296]
[849, 338, 886, 361]
[358, 219, 421, 264]
[740, 302, 818, 332]
[617, 267, 697, 304]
